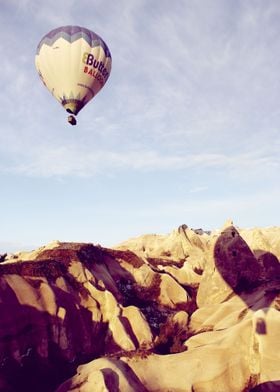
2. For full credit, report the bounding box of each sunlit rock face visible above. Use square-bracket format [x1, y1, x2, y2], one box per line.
[0, 223, 280, 391]
[0, 241, 192, 391]
[57, 310, 280, 392]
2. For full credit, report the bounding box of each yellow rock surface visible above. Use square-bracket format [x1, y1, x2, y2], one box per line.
[0, 223, 279, 391]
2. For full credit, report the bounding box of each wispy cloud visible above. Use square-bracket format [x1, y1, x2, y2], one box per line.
[1, 140, 279, 179]
[2, 1, 280, 158]
[189, 186, 208, 194]
[6, 0, 76, 26]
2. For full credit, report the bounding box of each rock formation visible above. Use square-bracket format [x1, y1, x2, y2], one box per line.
[0, 223, 279, 391]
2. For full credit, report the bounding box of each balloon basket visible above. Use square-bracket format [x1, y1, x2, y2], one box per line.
[67, 115, 77, 126]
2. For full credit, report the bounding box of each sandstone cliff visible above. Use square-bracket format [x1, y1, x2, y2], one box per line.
[0, 223, 279, 391]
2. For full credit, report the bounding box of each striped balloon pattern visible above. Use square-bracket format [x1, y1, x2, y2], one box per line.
[35, 26, 112, 116]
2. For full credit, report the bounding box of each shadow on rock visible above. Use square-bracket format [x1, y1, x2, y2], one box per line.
[105, 358, 148, 392]
[214, 226, 280, 333]
[100, 368, 120, 392]
[0, 281, 108, 392]
[250, 380, 280, 391]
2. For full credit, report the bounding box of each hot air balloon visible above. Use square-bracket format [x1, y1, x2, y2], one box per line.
[35, 26, 112, 125]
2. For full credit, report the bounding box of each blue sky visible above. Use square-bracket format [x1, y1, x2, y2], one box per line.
[1, 0, 280, 253]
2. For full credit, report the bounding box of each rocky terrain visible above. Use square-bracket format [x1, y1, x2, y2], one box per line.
[0, 222, 279, 391]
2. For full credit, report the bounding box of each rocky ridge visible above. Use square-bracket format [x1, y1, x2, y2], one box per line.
[0, 223, 279, 391]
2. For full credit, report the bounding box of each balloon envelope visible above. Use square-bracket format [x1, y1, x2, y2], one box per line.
[35, 26, 112, 116]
